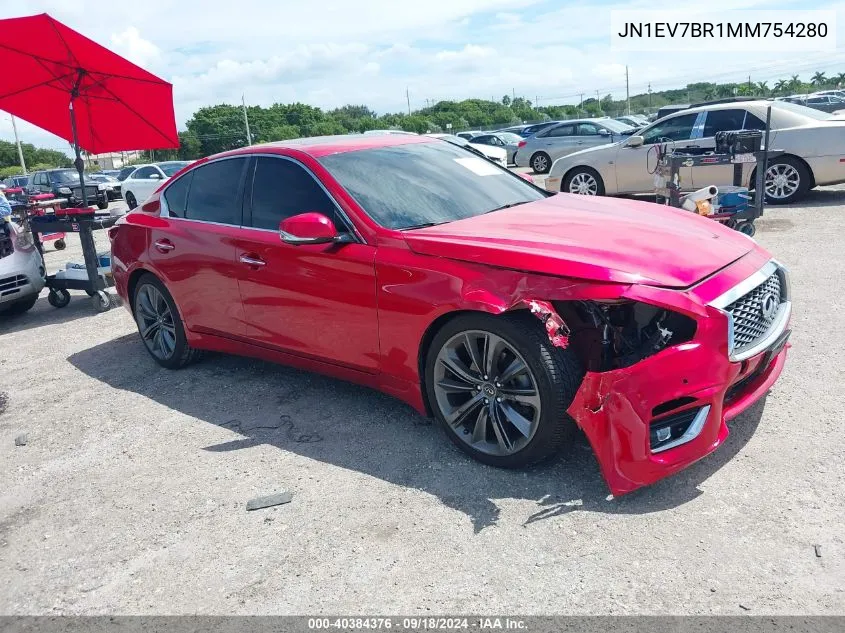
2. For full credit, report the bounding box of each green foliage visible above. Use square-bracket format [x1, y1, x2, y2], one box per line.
[0, 140, 72, 172]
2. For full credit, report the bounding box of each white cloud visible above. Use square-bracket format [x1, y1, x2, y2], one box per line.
[109, 27, 161, 69]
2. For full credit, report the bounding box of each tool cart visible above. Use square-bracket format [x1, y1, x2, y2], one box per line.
[654, 106, 779, 238]
[27, 208, 117, 313]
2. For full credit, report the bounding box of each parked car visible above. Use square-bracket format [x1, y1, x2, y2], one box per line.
[362, 129, 418, 136]
[468, 131, 523, 164]
[3, 175, 30, 189]
[111, 133, 791, 496]
[496, 124, 529, 135]
[29, 169, 109, 209]
[0, 215, 45, 316]
[425, 134, 508, 167]
[88, 173, 122, 200]
[784, 94, 845, 113]
[810, 89, 845, 99]
[116, 165, 137, 181]
[514, 118, 636, 173]
[121, 162, 191, 209]
[614, 115, 647, 129]
[456, 131, 483, 140]
[545, 99, 845, 204]
[655, 104, 690, 120]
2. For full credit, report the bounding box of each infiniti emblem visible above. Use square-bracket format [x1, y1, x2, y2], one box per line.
[760, 293, 778, 321]
[483, 384, 496, 397]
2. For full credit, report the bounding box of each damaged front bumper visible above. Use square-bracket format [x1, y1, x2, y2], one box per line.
[565, 261, 791, 496]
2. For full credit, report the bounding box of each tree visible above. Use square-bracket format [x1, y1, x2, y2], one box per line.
[811, 71, 827, 86]
[756, 81, 769, 96]
[774, 79, 788, 94]
[836, 72, 845, 87]
[789, 75, 802, 91]
[501, 95, 511, 106]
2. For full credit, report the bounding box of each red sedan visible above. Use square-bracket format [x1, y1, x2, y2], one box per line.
[110, 134, 791, 495]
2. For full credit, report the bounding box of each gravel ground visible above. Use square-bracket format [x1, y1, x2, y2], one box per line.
[0, 188, 843, 615]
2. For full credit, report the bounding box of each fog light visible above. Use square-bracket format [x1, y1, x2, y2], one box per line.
[656, 427, 671, 442]
[650, 405, 711, 453]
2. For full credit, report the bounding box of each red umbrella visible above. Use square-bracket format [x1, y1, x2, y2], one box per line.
[0, 13, 178, 205]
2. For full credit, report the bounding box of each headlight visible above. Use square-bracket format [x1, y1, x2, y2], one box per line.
[97, 183, 107, 191]
[58, 186, 72, 194]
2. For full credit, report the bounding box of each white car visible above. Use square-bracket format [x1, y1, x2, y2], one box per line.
[122, 162, 191, 209]
[424, 134, 508, 167]
[1, 217, 45, 316]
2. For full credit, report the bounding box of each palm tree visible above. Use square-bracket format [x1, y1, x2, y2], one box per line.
[756, 81, 769, 96]
[836, 72, 845, 87]
[789, 75, 802, 91]
[774, 79, 788, 94]
[811, 71, 827, 86]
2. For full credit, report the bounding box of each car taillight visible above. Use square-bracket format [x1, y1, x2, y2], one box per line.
[141, 199, 160, 213]
[518, 140, 527, 148]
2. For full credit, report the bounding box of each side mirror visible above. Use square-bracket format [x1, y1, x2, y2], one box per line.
[625, 135, 644, 148]
[279, 212, 352, 246]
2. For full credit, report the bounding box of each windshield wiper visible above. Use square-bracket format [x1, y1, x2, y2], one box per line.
[400, 221, 446, 231]
[484, 201, 529, 214]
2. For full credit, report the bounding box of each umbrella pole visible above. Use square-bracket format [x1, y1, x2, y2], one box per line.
[68, 98, 88, 208]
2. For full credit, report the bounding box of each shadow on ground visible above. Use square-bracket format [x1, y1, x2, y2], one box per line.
[68, 334, 767, 532]
[0, 292, 122, 336]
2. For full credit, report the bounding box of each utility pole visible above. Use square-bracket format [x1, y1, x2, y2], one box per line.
[406, 87, 411, 115]
[512, 87, 516, 103]
[648, 82, 652, 109]
[579, 93, 584, 113]
[748, 75, 752, 93]
[625, 66, 631, 115]
[242, 95, 253, 145]
[10, 115, 26, 174]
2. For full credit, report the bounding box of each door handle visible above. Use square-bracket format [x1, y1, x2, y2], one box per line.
[154, 239, 174, 253]
[239, 254, 266, 267]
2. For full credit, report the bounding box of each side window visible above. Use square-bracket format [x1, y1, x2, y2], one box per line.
[576, 123, 599, 136]
[702, 109, 747, 137]
[250, 157, 339, 231]
[806, 96, 826, 104]
[743, 112, 767, 130]
[475, 136, 492, 144]
[33, 173, 44, 185]
[547, 125, 574, 138]
[641, 113, 698, 144]
[185, 158, 247, 225]
[133, 166, 156, 179]
[163, 171, 193, 218]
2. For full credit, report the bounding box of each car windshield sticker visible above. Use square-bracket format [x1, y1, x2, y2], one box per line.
[453, 157, 503, 176]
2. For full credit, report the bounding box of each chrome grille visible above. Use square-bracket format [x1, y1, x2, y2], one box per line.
[0, 274, 27, 297]
[725, 271, 783, 354]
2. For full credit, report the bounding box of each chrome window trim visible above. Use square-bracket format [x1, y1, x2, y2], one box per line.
[651, 405, 712, 454]
[159, 153, 364, 244]
[709, 260, 791, 362]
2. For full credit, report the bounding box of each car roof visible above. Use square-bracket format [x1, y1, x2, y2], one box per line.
[245, 133, 435, 158]
[678, 99, 774, 115]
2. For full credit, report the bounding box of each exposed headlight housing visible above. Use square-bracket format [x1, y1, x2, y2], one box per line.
[58, 186, 72, 194]
[97, 183, 107, 191]
[15, 229, 34, 250]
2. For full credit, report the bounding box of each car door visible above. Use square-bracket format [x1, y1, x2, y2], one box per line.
[535, 123, 576, 161]
[229, 155, 379, 372]
[152, 157, 248, 338]
[691, 109, 765, 188]
[614, 112, 701, 194]
[573, 122, 612, 152]
[32, 172, 48, 193]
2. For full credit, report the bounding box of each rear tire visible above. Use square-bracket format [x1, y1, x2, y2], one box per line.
[762, 156, 810, 205]
[424, 311, 584, 468]
[531, 152, 551, 174]
[97, 200, 109, 210]
[126, 192, 137, 210]
[133, 274, 202, 369]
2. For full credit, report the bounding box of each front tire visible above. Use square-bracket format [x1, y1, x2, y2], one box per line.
[0, 295, 37, 316]
[563, 167, 605, 196]
[425, 312, 584, 468]
[531, 152, 551, 174]
[133, 274, 201, 369]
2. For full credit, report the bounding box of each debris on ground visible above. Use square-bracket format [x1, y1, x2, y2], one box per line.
[815, 545, 822, 558]
[246, 491, 293, 511]
[739, 604, 751, 611]
[14, 433, 28, 447]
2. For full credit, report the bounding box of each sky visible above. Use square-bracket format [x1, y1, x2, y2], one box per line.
[1, 0, 844, 155]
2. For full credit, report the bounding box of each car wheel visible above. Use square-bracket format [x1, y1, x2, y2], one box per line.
[531, 152, 551, 174]
[425, 312, 584, 468]
[764, 156, 810, 204]
[97, 199, 109, 210]
[0, 295, 37, 316]
[133, 274, 202, 369]
[125, 192, 137, 210]
[563, 168, 605, 196]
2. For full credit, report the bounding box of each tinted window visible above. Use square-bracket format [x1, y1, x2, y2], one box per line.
[163, 171, 193, 218]
[703, 109, 747, 137]
[576, 123, 599, 136]
[250, 157, 338, 231]
[547, 125, 573, 138]
[473, 135, 493, 144]
[806, 96, 827, 104]
[117, 166, 135, 181]
[133, 166, 157, 179]
[159, 162, 190, 177]
[642, 113, 698, 144]
[319, 141, 546, 230]
[744, 112, 767, 130]
[184, 158, 246, 225]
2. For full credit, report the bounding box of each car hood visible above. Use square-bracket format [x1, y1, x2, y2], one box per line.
[402, 194, 755, 287]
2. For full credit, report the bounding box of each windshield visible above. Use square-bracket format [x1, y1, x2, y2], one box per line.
[159, 162, 190, 176]
[319, 141, 547, 230]
[50, 170, 81, 184]
[771, 101, 834, 120]
[497, 132, 523, 143]
[601, 119, 636, 133]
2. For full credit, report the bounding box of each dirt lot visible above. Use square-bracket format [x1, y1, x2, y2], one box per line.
[1, 189, 844, 615]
